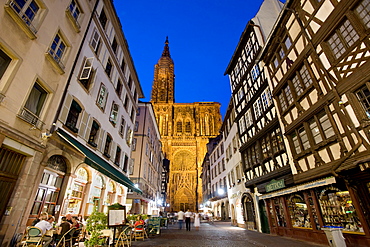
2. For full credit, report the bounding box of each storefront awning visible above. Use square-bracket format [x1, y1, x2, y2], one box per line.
[259, 177, 336, 200]
[57, 128, 142, 194]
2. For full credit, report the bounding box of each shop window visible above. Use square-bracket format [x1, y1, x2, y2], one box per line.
[287, 193, 311, 228]
[274, 197, 287, 227]
[317, 185, 363, 232]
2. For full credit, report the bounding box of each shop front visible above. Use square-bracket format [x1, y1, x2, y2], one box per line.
[260, 176, 370, 246]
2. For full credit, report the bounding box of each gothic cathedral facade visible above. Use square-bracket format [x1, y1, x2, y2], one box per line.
[151, 38, 222, 212]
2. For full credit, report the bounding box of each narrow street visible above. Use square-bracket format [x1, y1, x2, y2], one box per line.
[130, 221, 328, 247]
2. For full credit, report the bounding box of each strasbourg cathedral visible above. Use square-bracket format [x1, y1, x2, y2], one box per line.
[150, 38, 222, 212]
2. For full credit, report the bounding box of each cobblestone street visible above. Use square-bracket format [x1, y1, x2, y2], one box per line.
[130, 221, 328, 247]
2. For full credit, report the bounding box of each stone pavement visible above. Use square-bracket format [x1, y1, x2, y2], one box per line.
[130, 221, 328, 247]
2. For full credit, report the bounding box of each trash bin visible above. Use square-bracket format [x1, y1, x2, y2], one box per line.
[322, 226, 346, 247]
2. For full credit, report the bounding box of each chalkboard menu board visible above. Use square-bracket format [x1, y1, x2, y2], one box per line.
[148, 217, 161, 235]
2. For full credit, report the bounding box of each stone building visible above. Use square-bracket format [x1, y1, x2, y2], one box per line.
[150, 38, 222, 212]
[128, 101, 165, 215]
[0, 0, 97, 245]
[0, 0, 143, 244]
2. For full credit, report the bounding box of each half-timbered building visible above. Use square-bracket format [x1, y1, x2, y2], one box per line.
[260, 0, 370, 245]
[225, 0, 286, 232]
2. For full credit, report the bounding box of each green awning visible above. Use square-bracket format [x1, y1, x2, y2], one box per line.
[57, 128, 142, 194]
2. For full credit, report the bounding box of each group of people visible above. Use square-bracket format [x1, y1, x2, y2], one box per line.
[176, 209, 200, 231]
[30, 213, 83, 247]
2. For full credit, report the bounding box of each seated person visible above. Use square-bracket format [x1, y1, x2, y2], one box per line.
[32, 212, 48, 226]
[54, 217, 71, 243]
[133, 215, 145, 230]
[34, 216, 55, 247]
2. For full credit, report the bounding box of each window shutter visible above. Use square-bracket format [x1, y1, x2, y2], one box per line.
[98, 130, 106, 152]
[110, 141, 116, 161]
[80, 57, 94, 80]
[79, 111, 90, 140]
[84, 117, 93, 141]
[59, 94, 73, 124]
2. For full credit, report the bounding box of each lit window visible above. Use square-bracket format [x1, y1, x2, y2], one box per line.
[109, 102, 119, 124]
[96, 84, 108, 110]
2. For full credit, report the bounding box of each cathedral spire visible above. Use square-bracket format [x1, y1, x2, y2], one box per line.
[161, 36, 171, 58]
[151, 37, 175, 104]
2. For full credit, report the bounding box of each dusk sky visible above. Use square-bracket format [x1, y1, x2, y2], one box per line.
[114, 0, 269, 118]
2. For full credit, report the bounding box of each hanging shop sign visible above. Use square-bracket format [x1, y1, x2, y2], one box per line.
[265, 179, 285, 192]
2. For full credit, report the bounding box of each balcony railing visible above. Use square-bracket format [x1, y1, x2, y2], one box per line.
[18, 107, 45, 129]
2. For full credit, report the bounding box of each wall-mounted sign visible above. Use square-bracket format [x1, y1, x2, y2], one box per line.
[266, 179, 285, 192]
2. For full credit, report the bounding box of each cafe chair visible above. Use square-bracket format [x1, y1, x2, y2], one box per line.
[56, 228, 75, 247]
[133, 225, 145, 241]
[115, 226, 131, 247]
[22, 227, 44, 247]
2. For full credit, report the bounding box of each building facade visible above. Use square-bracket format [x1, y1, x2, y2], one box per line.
[257, 0, 370, 246]
[0, 0, 97, 245]
[150, 38, 222, 212]
[222, 100, 246, 228]
[0, 0, 144, 244]
[225, 0, 287, 233]
[129, 101, 165, 216]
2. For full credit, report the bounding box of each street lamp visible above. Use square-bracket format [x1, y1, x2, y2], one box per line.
[218, 188, 225, 196]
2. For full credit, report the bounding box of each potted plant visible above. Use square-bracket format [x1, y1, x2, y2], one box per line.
[84, 209, 107, 247]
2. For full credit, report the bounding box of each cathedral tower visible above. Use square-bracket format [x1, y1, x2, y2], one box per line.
[151, 37, 175, 103]
[151, 38, 222, 212]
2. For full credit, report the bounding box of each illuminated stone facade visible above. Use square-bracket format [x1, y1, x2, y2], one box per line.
[151, 38, 222, 211]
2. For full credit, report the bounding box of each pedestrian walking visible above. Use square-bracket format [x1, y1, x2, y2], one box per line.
[185, 209, 192, 231]
[194, 211, 200, 230]
[177, 210, 184, 230]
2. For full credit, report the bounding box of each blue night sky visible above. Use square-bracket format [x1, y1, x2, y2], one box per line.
[114, 0, 267, 118]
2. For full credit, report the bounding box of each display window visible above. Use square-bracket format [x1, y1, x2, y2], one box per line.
[287, 192, 311, 228]
[317, 185, 363, 233]
[273, 197, 287, 227]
